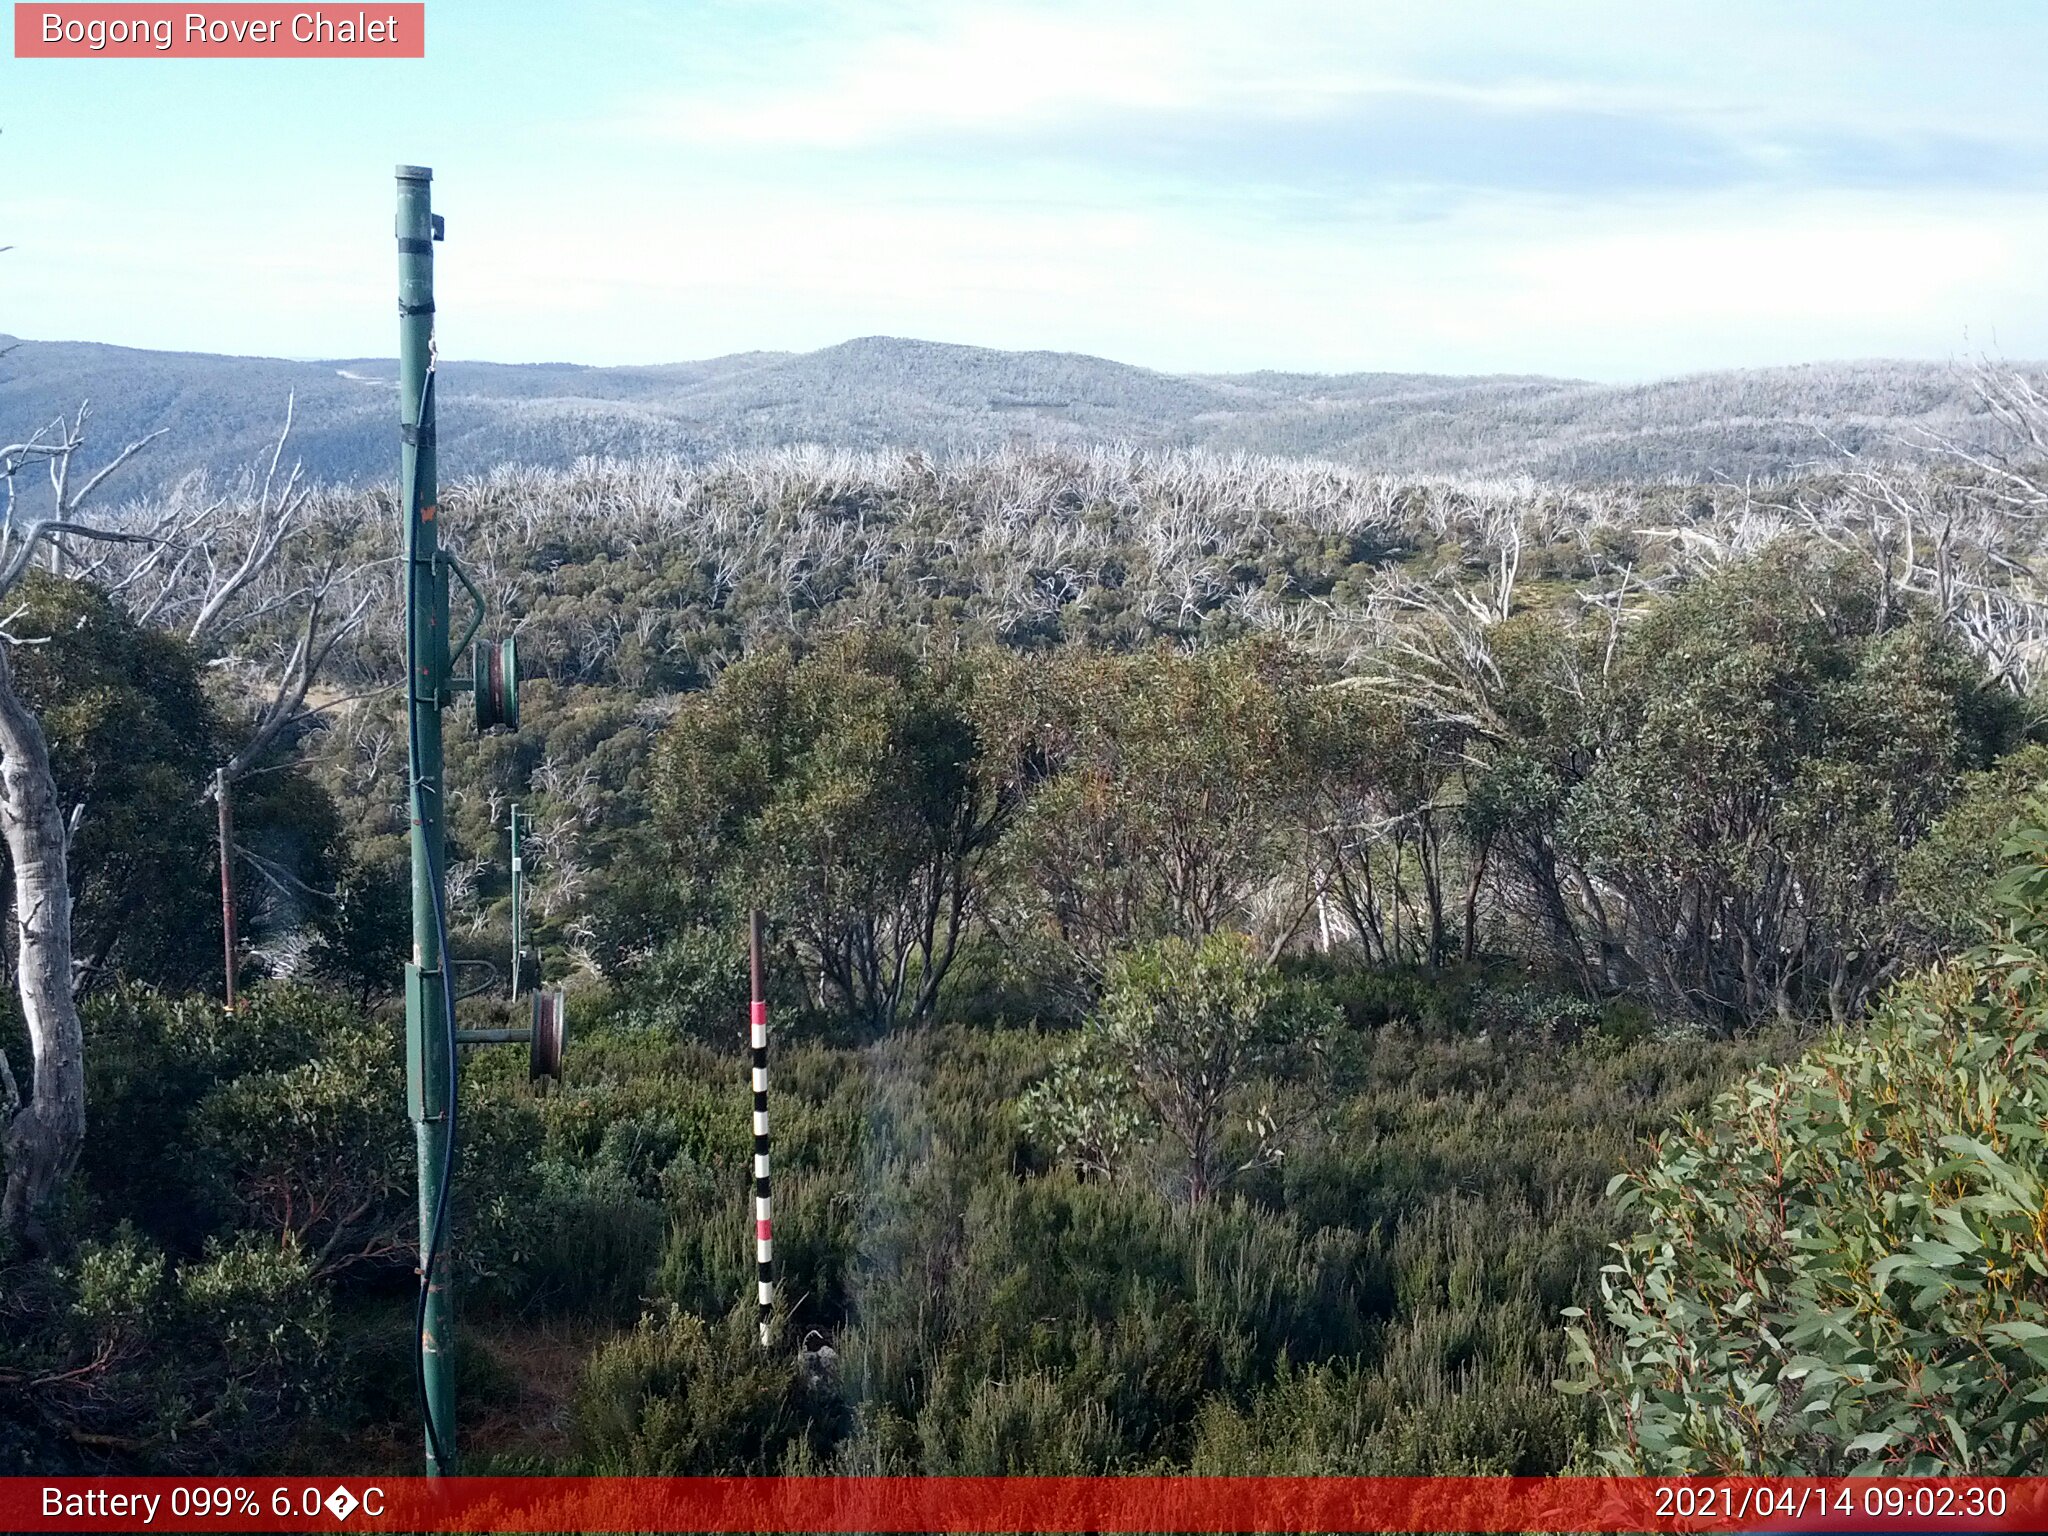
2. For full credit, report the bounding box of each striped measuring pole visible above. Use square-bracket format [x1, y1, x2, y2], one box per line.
[748, 909, 773, 1348]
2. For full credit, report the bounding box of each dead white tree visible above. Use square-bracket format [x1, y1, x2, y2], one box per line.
[0, 394, 366, 1229]
[96, 399, 379, 1002]
[0, 410, 171, 1247]
[1797, 369, 2048, 694]
[2, 403, 166, 580]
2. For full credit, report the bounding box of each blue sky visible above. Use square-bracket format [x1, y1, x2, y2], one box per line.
[5, 0, 2048, 378]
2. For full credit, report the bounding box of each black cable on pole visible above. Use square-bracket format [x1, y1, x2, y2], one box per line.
[404, 368, 457, 1474]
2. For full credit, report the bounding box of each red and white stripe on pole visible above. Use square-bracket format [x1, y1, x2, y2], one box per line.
[748, 910, 772, 1348]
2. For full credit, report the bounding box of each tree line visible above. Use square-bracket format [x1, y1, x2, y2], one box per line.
[612, 544, 2017, 1046]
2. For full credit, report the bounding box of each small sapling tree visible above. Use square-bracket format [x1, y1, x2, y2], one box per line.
[1022, 932, 1336, 1201]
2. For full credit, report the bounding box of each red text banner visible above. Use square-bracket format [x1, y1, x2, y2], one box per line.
[14, 5, 424, 57]
[2, 1475, 2046, 1533]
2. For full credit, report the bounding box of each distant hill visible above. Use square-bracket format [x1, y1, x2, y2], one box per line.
[0, 333, 2016, 494]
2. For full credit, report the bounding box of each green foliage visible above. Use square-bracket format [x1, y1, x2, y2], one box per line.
[77, 985, 346, 1249]
[515, 1163, 665, 1320]
[558, 977, 1762, 1477]
[1013, 1047, 1145, 1180]
[918, 1372, 1121, 1473]
[1900, 741, 2048, 953]
[611, 923, 807, 1045]
[0, 574, 370, 998]
[1004, 641, 1330, 975]
[5, 575, 222, 992]
[1190, 1353, 1582, 1474]
[1564, 811, 2048, 1473]
[574, 1306, 810, 1473]
[1478, 546, 2019, 1028]
[163, 1235, 333, 1430]
[21, 920, 1765, 1477]
[0, 1225, 330, 1469]
[78, 985, 540, 1288]
[191, 1021, 413, 1281]
[7, 437, 2033, 1483]
[650, 634, 1033, 1029]
[313, 855, 410, 1003]
[1022, 933, 1337, 1200]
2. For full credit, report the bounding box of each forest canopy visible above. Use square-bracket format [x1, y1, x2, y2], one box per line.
[2, 431, 2046, 1474]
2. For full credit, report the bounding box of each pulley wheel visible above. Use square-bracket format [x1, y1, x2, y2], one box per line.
[530, 987, 565, 1081]
[474, 635, 519, 732]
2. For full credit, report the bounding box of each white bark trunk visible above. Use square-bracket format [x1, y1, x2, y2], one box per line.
[0, 644, 82, 1248]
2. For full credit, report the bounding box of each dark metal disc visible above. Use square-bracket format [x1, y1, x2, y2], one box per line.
[498, 636, 519, 731]
[473, 636, 520, 732]
[529, 988, 565, 1081]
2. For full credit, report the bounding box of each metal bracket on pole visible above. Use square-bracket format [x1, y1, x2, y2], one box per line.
[404, 963, 449, 1122]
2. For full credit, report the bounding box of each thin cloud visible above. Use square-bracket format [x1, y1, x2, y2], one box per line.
[616, 4, 2048, 212]
[14, 0, 2048, 374]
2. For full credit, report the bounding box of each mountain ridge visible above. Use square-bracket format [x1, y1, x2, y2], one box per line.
[0, 332, 2020, 492]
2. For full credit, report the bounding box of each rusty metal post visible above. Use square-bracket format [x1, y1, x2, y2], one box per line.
[215, 767, 236, 1009]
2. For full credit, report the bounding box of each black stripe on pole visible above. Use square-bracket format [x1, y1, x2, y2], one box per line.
[750, 908, 773, 1349]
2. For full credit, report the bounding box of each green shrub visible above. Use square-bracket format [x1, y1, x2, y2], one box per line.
[573, 1306, 812, 1473]
[9, 575, 224, 995]
[1564, 815, 2048, 1473]
[80, 986, 392, 1249]
[619, 925, 770, 1045]
[194, 1024, 412, 1280]
[648, 636, 1034, 1031]
[917, 1371, 1121, 1473]
[535, 1041, 741, 1186]
[1900, 741, 2048, 953]
[168, 1235, 334, 1435]
[0, 1226, 331, 1470]
[1020, 933, 1337, 1200]
[1294, 963, 1479, 1034]
[658, 1164, 863, 1341]
[1191, 1353, 1584, 1474]
[517, 1163, 664, 1320]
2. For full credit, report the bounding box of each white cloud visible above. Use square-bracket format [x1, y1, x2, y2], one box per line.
[20, 159, 2045, 379]
[1501, 197, 2025, 328]
[417, 181, 2048, 379]
[612, 0, 2021, 159]
[617, 1, 1689, 153]
[630, 7, 1207, 149]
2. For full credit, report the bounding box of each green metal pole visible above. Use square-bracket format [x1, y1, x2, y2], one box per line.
[509, 805, 524, 1001]
[397, 162, 456, 1477]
